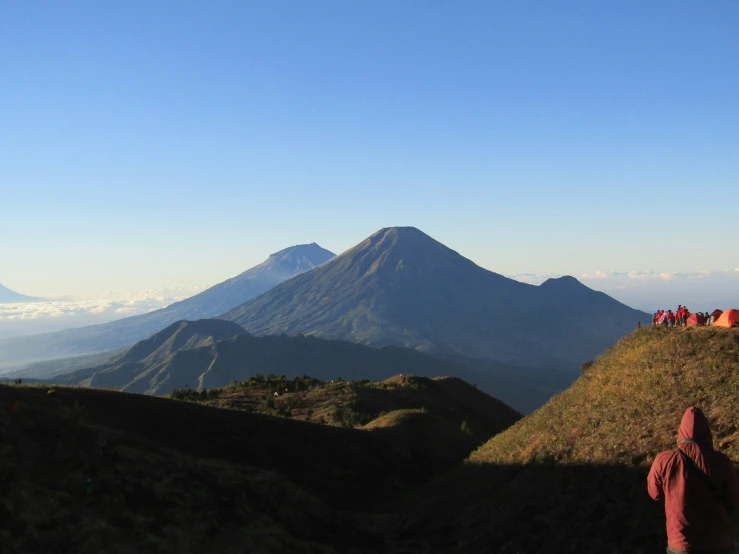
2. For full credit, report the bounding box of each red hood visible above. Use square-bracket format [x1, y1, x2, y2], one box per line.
[678, 407, 713, 448]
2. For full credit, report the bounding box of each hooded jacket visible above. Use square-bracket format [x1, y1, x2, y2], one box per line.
[648, 407, 739, 551]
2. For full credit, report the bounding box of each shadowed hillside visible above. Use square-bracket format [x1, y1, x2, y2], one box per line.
[0, 370, 520, 553]
[0, 243, 335, 370]
[391, 327, 739, 553]
[221, 227, 649, 372]
[0, 383, 424, 553]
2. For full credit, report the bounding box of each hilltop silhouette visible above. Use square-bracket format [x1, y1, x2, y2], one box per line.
[0, 243, 335, 369]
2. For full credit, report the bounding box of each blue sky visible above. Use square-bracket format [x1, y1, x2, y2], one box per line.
[2, 1, 737, 304]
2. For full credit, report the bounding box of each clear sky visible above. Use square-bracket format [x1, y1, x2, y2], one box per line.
[2, 1, 737, 304]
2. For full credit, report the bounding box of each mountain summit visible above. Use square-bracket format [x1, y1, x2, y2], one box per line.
[222, 227, 649, 371]
[0, 243, 335, 368]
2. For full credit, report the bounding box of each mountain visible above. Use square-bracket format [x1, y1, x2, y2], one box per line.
[392, 326, 739, 553]
[0, 243, 335, 369]
[43, 319, 564, 413]
[0, 284, 43, 303]
[53, 319, 247, 393]
[221, 227, 650, 371]
[51, 321, 481, 393]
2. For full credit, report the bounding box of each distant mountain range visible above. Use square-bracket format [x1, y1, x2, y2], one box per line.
[0, 243, 335, 369]
[50, 318, 453, 392]
[221, 227, 650, 371]
[38, 319, 580, 413]
[0, 284, 43, 303]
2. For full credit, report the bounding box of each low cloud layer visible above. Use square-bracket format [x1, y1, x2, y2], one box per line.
[508, 270, 739, 312]
[0, 285, 208, 339]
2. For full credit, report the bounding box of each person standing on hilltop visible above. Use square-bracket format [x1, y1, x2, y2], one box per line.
[657, 310, 666, 326]
[648, 407, 739, 554]
[665, 310, 675, 327]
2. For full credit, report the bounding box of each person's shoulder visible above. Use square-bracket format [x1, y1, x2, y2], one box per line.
[652, 449, 678, 468]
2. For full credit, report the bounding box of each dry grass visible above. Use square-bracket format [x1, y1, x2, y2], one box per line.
[390, 327, 739, 553]
[473, 326, 739, 467]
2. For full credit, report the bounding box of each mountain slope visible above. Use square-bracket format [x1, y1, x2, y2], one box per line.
[0, 284, 43, 303]
[54, 319, 247, 394]
[52, 324, 521, 400]
[0, 243, 335, 368]
[392, 326, 739, 553]
[221, 227, 649, 371]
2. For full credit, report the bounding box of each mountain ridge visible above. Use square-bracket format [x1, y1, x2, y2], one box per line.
[0, 243, 335, 369]
[221, 227, 650, 371]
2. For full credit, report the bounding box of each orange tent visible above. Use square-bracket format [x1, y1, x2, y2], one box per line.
[687, 313, 706, 326]
[713, 309, 739, 328]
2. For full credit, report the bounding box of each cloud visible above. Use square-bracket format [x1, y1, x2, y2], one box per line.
[0, 284, 209, 339]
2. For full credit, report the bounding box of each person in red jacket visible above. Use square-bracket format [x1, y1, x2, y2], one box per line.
[648, 407, 739, 553]
[665, 310, 675, 327]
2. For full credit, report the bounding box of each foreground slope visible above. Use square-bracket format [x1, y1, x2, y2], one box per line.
[222, 227, 649, 371]
[0, 383, 428, 553]
[0, 243, 335, 370]
[393, 327, 739, 553]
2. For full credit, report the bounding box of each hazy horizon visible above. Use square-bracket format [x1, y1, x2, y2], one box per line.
[1, 232, 737, 340]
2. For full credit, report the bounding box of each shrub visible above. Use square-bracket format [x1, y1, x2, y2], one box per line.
[581, 360, 595, 374]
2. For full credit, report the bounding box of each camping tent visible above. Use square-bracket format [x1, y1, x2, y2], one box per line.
[687, 313, 707, 326]
[711, 309, 724, 320]
[713, 309, 739, 328]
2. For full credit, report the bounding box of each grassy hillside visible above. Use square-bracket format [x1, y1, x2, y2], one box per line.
[392, 327, 739, 553]
[363, 409, 479, 472]
[171, 373, 521, 476]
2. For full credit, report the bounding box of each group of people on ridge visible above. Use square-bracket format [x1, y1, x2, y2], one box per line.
[653, 305, 720, 327]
